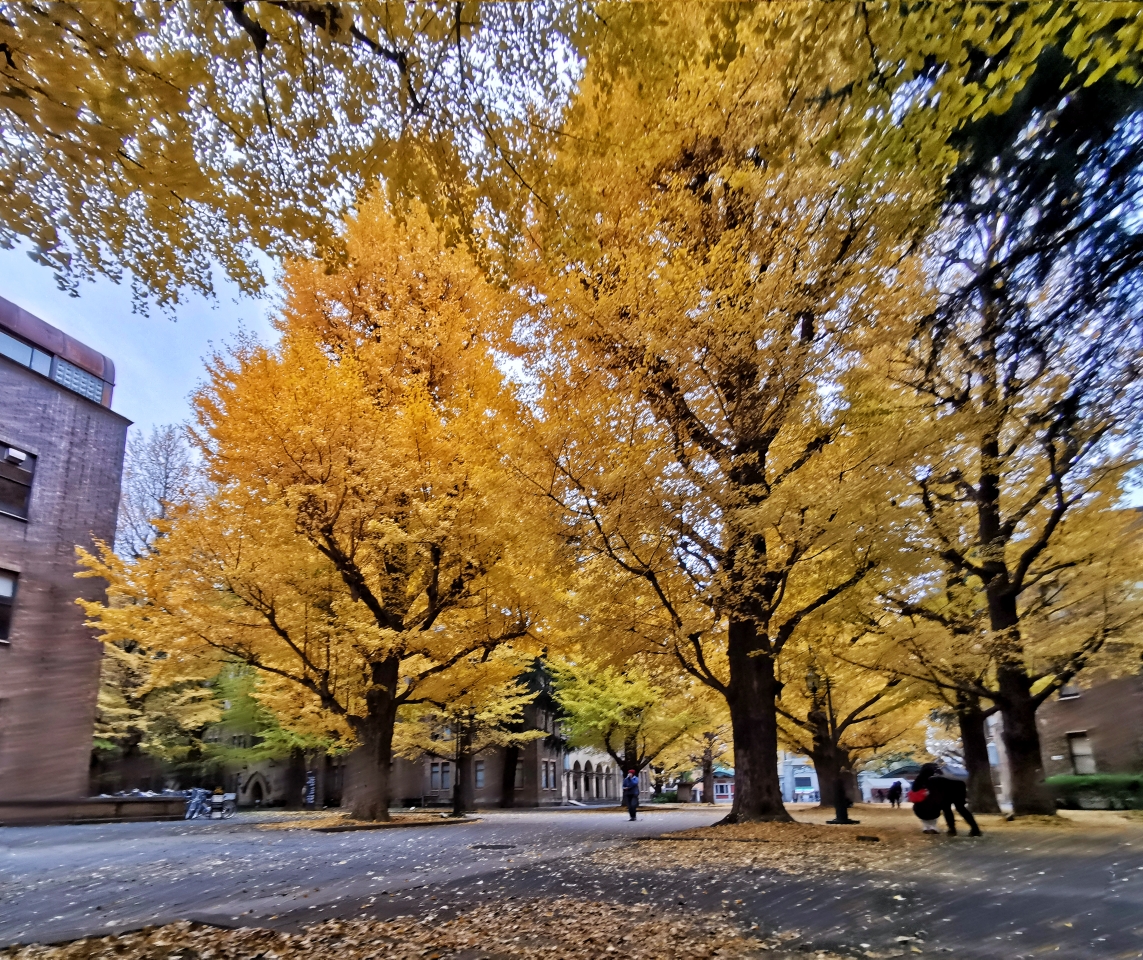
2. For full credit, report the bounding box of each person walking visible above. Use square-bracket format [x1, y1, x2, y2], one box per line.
[622, 769, 640, 821]
[887, 780, 903, 809]
[910, 763, 982, 836]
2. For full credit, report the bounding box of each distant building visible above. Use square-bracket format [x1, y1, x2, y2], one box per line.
[202, 679, 626, 810]
[387, 701, 627, 808]
[0, 296, 128, 804]
[1036, 675, 1143, 778]
[779, 752, 819, 803]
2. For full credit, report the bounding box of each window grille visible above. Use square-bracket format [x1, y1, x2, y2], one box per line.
[53, 359, 105, 403]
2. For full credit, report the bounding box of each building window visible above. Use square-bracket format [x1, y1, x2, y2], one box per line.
[514, 762, 524, 788]
[1067, 732, 1097, 775]
[0, 445, 34, 520]
[440, 761, 451, 791]
[430, 762, 440, 790]
[475, 759, 485, 789]
[0, 329, 52, 377]
[715, 782, 731, 797]
[794, 775, 813, 789]
[541, 761, 549, 790]
[0, 571, 15, 643]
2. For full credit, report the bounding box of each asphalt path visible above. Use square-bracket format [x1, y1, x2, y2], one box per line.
[4, 807, 1143, 958]
[0, 808, 720, 947]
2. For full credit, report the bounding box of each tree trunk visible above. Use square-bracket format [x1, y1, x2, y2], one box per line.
[811, 743, 857, 809]
[284, 747, 306, 810]
[956, 694, 1001, 814]
[811, 745, 841, 808]
[621, 734, 640, 775]
[700, 748, 712, 804]
[723, 618, 791, 822]
[500, 744, 519, 808]
[986, 582, 1055, 817]
[996, 661, 1055, 815]
[344, 657, 400, 821]
[975, 348, 1054, 817]
[807, 704, 835, 809]
[453, 749, 475, 817]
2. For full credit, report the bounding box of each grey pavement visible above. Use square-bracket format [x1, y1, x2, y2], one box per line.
[0, 808, 719, 947]
[3, 808, 1143, 958]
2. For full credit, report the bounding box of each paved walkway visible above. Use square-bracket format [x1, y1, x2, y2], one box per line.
[1, 808, 719, 946]
[4, 807, 1142, 957]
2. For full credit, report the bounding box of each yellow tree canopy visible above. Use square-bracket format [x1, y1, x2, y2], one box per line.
[6, 3, 1142, 306]
[551, 659, 712, 775]
[78, 199, 551, 819]
[515, 3, 940, 822]
[0, 1, 581, 305]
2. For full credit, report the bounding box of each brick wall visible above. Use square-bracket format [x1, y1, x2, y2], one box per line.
[1037, 675, 1143, 778]
[0, 356, 128, 800]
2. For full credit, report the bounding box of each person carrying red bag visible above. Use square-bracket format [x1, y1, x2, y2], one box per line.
[910, 763, 983, 837]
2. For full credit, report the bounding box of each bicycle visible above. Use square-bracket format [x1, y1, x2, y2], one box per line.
[185, 787, 237, 819]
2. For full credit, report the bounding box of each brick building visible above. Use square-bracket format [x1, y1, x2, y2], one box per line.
[0, 295, 128, 803]
[1037, 675, 1143, 778]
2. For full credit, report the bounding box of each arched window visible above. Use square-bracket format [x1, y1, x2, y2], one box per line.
[584, 761, 594, 798]
[573, 761, 582, 798]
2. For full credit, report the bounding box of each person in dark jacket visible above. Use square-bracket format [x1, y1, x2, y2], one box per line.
[911, 763, 982, 836]
[887, 781, 903, 808]
[622, 769, 640, 821]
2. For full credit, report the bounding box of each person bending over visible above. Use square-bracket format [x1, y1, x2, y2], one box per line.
[911, 763, 982, 837]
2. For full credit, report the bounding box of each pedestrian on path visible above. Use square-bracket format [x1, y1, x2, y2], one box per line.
[622, 769, 640, 821]
[910, 763, 982, 836]
[887, 780, 902, 808]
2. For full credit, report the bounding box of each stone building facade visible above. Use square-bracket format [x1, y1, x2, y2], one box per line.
[0, 296, 128, 803]
[388, 702, 603, 808]
[211, 699, 625, 810]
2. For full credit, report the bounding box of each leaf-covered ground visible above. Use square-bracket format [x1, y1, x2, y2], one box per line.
[1, 899, 844, 960]
[6, 806, 1143, 959]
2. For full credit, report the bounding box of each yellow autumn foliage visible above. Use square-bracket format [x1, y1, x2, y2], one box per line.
[79, 199, 554, 819]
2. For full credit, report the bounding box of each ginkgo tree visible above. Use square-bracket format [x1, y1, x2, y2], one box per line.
[774, 623, 932, 809]
[516, 5, 942, 823]
[551, 660, 709, 777]
[890, 47, 1143, 812]
[395, 653, 545, 817]
[656, 698, 734, 806]
[516, 2, 1143, 823]
[0, 0, 582, 307]
[79, 199, 549, 819]
[872, 497, 1143, 815]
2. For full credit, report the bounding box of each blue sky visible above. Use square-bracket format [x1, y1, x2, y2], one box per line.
[1, 244, 279, 438]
